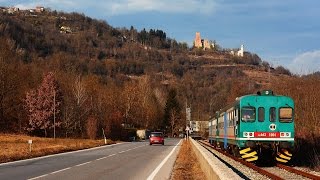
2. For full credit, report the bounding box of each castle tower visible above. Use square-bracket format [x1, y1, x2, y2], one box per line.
[194, 32, 202, 48]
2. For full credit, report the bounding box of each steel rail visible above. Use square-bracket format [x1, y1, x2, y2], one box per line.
[198, 140, 284, 180]
[276, 163, 320, 180]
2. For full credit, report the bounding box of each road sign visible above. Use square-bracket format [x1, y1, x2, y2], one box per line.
[28, 140, 32, 153]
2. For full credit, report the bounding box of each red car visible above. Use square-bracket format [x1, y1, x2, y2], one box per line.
[149, 132, 164, 145]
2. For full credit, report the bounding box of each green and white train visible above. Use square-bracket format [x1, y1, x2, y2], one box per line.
[208, 90, 294, 163]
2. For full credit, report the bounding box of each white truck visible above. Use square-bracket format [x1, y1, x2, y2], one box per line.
[136, 129, 151, 140]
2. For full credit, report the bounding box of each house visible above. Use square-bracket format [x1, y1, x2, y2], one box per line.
[36, 6, 45, 13]
[189, 120, 208, 134]
[7, 7, 19, 14]
[60, 26, 72, 33]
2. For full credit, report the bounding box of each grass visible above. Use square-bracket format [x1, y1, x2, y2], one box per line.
[0, 133, 115, 163]
[171, 139, 206, 180]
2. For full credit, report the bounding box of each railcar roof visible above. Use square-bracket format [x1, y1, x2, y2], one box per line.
[215, 91, 293, 114]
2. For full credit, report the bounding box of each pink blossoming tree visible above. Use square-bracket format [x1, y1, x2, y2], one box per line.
[25, 72, 61, 137]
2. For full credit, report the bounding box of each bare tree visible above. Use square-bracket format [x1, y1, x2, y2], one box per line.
[122, 82, 139, 127]
[73, 75, 88, 106]
[170, 110, 179, 137]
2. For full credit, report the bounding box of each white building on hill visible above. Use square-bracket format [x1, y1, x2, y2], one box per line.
[230, 44, 244, 57]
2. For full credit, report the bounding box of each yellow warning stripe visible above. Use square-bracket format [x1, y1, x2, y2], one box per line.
[246, 156, 258, 162]
[276, 157, 288, 163]
[239, 148, 251, 154]
[283, 150, 292, 157]
[278, 153, 291, 160]
[242, 151, 257, 159]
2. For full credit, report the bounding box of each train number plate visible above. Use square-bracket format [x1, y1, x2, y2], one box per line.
[254, 132, 280, 138]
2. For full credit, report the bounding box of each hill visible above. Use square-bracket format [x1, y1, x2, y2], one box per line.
[0, 8, 317, 140]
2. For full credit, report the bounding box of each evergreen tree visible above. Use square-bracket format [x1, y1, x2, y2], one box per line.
[163, 89, 180, 131]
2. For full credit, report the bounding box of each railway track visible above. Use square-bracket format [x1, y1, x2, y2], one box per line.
[198, 140, 320, 180]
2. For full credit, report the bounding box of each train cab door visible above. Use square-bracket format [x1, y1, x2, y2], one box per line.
[234, 109, 239, 137]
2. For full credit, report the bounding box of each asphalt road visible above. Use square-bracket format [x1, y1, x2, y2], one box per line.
[0, 138, 182, 180]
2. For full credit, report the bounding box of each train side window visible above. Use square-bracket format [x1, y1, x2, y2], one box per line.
[212, 121, 217, 130]
[241, 107, 256, 122]
[258, 107, 265, 122]
[270, 107, 276, 122]
[279, 107, 293, 123]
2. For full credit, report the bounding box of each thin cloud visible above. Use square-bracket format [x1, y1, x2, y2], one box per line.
[108, 0, 217, 15]
[8, 0, 217, 16]
[288, 50, 320, 75]
[13, 0, 77, 10]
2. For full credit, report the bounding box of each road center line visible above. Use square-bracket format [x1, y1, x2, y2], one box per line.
[118, 144, 145, 154]
[50, 167, 71, 174]
[147, 139, 182, 180]
[75, 161, 92, 167]
[29, 144, 146, 180]
[118, 150, 129, 154]
[28, 174, 48, 180]
[96, 157, 107, 161]
[132, 144, 147, 149]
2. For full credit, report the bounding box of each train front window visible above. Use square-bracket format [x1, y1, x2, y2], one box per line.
[279, 107, 293, 122]
[270, 107, 276, 122]
[241, 107, 255, 122]
[258, 107, 265, 122]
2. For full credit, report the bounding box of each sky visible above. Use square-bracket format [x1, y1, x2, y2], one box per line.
[1, 0, 320, 75]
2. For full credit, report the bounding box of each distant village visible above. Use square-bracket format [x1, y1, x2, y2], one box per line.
[194, 32, 244, 57]
[0, 6, 72, 34]
[0, 6, 45, 14]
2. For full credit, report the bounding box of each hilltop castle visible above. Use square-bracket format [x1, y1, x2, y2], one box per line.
[194, 32, 213, 50]
[194, 32, 244, 57]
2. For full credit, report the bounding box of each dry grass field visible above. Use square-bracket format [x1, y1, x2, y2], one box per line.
[0, 134, 115, 163]
[171, 139, 206, 180]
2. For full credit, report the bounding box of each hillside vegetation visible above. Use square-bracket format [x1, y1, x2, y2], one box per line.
[0, 8, 319, 167]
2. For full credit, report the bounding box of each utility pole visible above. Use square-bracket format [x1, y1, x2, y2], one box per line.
[53, 90, 56, 139]
[269, 59, 279, 88]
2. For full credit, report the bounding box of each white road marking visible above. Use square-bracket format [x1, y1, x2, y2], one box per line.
[118, 150, 126, 154]
[75, 161, 92, 167]
[132, 144, 147, 149]
[25, 143, 148, 180]
[119, 144, 145, 154]
[50, 167, 71, 174]
[28, 174, 48, 180]
[96, 157, 107, 161]
[147, 139, 182, 180]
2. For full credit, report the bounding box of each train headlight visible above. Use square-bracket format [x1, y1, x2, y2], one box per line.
[280, 132, 291, 137]
[243, 132, 254, 137]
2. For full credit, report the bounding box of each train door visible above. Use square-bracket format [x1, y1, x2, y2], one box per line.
[234, 109, 239, 137]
